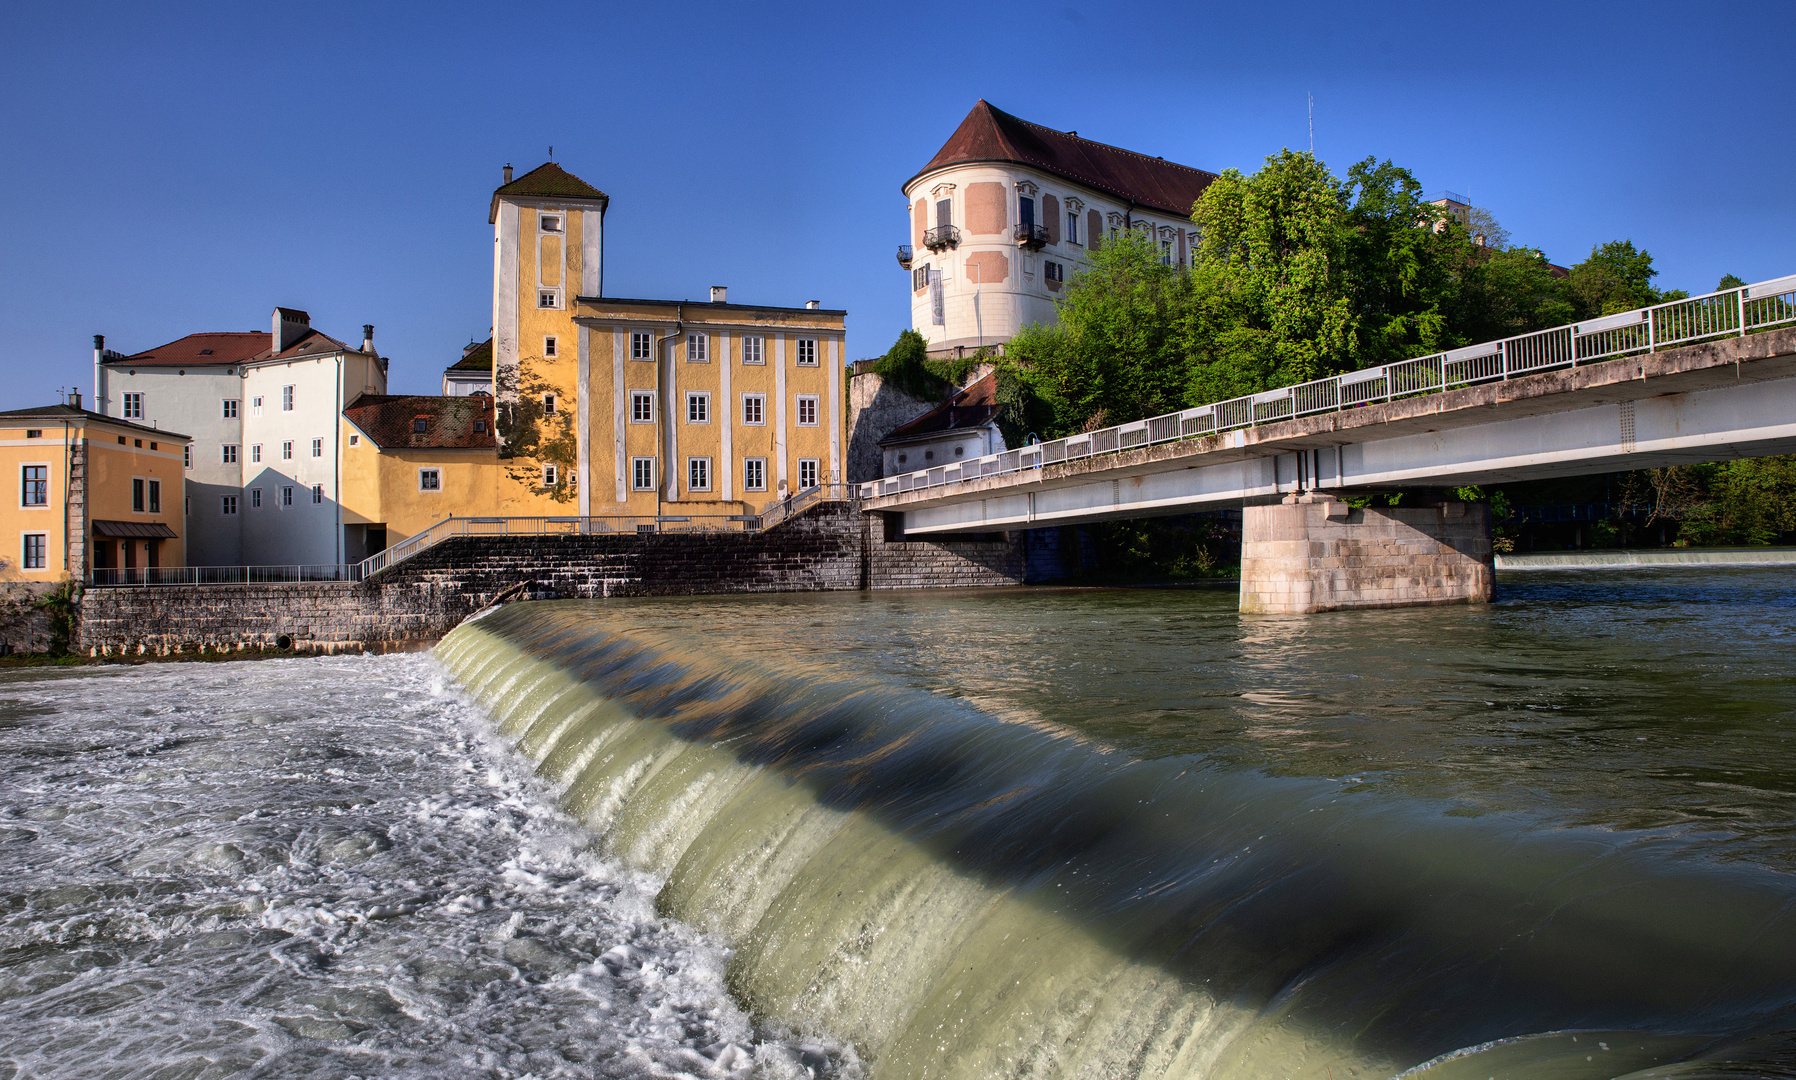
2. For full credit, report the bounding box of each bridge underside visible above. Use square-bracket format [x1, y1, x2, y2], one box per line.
[871, 330, 1796, 536]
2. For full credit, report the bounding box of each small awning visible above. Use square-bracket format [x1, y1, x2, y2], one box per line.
[92, 519, 177, 539]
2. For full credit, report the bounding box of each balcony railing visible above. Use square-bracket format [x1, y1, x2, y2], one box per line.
[1014, 222, 1049, 250]
[896, 245, 913, 270]
[923, 225, 961, 252]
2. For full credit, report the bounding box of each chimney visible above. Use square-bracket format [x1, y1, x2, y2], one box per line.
[363, 324, 375, 353]
[503, 163, 513, 184]
[273, 307, 311, 353]
[67, 388, 82, 409]
[93, 335, 106, 415]
[805, 300, 821, 310]
[710, 286, 728, 304]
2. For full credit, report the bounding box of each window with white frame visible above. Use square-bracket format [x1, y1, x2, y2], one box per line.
[686, 392, 709, 423]
[544, 335, 557, 358]
[251, 444, 262, 463]
[252, 396, 263, 417]
[222, 398, 238, 419]
[540, 213, 561, 233]
[281, 485, 294, 507]
[282, 386, 294, 411]
[311, 484, 323, 504]
[740, 335, 764, 365]
[21, 465, 47, 506]
[538, 290, 559, 309]
[282, 441, 293, 460]
[687, 457, 711, 492]
[147, 480, 160, 513]
[543, 393, 556, 416]
[632, 457, 655, 491]
[542, 463, 558, 487]
[1161, 240, 1173, 266]
[798, 459, 820, 488]
[795, 395, 819, 426]
[221, 495, 238, 516]
[311, 438, 322, 458]
[250, 488, 262, 509]
[686, 333, 709, 362]
[222, 444, 238, 464]
[743, 458, 766, 492]
[741, 393, 765, 425]
[21, 534, 46, 570]
[349, 434, 359, 446]
[418, 469, 440, 492]
[631, 331, 653, 360]
[123, 392, 143, 419]
[630, 392, 654, 423]
[795, 338, 818, 366]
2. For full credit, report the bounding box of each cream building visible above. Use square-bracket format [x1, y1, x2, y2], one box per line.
[901, 101, 1219, 357]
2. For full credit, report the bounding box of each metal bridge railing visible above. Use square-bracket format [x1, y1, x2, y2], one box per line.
[860, 272, 1796, 501]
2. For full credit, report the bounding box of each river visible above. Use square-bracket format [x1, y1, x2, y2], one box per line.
[4, 567, 1796, 1078]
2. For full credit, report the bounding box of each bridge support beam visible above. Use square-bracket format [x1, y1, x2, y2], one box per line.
[1239, 494, 1493, 614]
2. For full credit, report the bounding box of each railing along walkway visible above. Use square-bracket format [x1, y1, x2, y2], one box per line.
[862, 274, 1796, 501]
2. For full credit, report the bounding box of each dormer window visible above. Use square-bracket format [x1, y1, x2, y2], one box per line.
[540, 214, 561, 232]
[412, 417, 428, 433]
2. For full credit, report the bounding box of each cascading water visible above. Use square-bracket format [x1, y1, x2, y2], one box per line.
[433, 577, 1796, 1080]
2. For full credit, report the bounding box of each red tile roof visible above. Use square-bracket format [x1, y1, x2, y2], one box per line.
[490, 162, 609, 223]
[344, 394, 497, 450]
[883, 372, 1000, 443]
[115, 331, 271, 367]
[908, 101, 1219, 219]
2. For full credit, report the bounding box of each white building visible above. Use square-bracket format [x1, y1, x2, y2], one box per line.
[94, 307, 387, 567]
[901, 101, 1218, 357]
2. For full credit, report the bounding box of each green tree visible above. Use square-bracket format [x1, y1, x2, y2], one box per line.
[1717, 273, 1747, 291]
[1568, 240, 1667, 316]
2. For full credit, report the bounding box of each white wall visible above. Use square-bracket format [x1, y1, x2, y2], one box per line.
[103, 364, 245, 565]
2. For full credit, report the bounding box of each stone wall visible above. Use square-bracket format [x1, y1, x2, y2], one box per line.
[1239, 495, 1493, 614]
[76, 503, 1024, 655]
[0, 582, 60, 655]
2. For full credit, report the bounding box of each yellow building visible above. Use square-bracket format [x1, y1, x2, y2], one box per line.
[0, 395, 191, 582]
[490, 163, 848, 516]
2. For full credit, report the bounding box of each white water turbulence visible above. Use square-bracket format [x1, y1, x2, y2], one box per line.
[0, 655, 851, 1079]
[434, 592, 1796, 1080]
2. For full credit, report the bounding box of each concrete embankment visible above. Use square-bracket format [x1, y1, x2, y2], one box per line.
[1497, 547, 1796, 570]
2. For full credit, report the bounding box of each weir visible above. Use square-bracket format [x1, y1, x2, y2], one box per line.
[435, 600, 1796, 1079]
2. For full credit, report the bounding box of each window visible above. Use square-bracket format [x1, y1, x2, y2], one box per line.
[222, 399, 239, 419]
[743, 458, 766, 492]
[183, 445, 192, 468]
[538, 291, 559, 309]
[471, 420, 483, 434]
[312, 438, 322, 458]
[251, 444, 262, 463]
[21, 466, 47, 506]
[798, 459, 820, 489]
[543, 464, 558, 487]
[686, 333, 709, 362]
[281, 486, 294, 507]
[282, 441, 293, 460]
[123, 392, 143, 419]
[252, 396, 263, 417]
[116, 436, 125, 445]
[631, 331, 653, 360]
[1019, 195, 1035, 228]
[543, 393, 556, 416]
[184, 495, 190, 516]
[220, 495, 238, 516]
[22, 534, 46, 569]
[540, 214, 561, 232]
[24, 429, 40, 439]
[686, 392, 709, 423]
[796, 395, 819, 426]
[149, 442, 157, 451]
[250, 488, 262, 509]
[1045, 261, 1064, 283]
[147, 480, 160, 514]
[741, 393, 765, 425]
[795, 338, 818, 366]
[1161, 240, 1173, 266]
[282, 385, 294, 411]
[132, 477, 145, 512]
[912, 264, 930, 291]
[412, 417, 427, 433]
[1067, 211, 1079, 244]
[418, 469, 440, 492]
[687, 457, 711, 492]
[632, 457, 656, 491]
[311, 484, 323, 504]
[936, 198, 952, 229]
[544, 335, 558, 358]
[222, 444, 238, 464]
[741, 335, 764, 365]
[630, 392, 654, 423]
[134, 439, 142, 448]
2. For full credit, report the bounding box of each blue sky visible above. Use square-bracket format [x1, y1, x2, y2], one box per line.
[2, 0, 1790, 410]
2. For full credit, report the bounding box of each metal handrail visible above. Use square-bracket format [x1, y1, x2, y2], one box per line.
[757, 483, 861, 530]
[1014, 223, 1049, 249]
[924, 225, 961, 251]
[353, 512, 765, 580]
[860, 273, 1796, 501]
[87, 564, 359, 587]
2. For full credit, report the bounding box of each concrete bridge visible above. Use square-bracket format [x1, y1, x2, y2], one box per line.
[862, 277, 1796, 613]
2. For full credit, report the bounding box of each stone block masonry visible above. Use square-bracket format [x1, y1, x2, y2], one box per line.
[1239, 495, 1493, 615]
[77, 503, 1023, 655]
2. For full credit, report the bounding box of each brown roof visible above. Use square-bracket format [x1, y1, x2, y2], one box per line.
[882, 372, 1000, 444]
[92, 520, 177, 539]
[447, 338, 493, 373]
[489, 162, 609, 223]
[273, 328, 356, 360]
[344, 394, 496, 450]
[908, 101, 1219, 219]
[115, 331, 270, 367]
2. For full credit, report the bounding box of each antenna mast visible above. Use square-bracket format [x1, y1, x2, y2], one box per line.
[1308, 93, 1314, 154]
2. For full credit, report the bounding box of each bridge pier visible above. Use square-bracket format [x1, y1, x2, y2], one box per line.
[1239, 493, 1493, 614]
